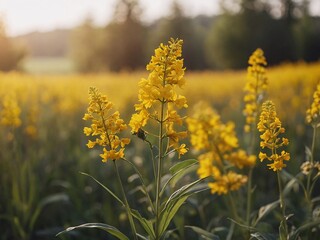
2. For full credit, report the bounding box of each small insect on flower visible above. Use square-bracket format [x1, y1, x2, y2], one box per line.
[83, 87, 130, 162]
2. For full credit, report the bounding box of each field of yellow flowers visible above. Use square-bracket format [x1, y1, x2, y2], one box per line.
[1, 56, 320, 240]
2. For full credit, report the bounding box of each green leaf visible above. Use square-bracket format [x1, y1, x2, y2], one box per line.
[56, 223, 129, 240]
[159, 178, 208, 236]
[161, 162, 198, 196]
[185, 226, 220, 240]
[279, 220, 287, 240]
[281, 170, 304, 195]
[169, 159, 198, 175]
[290, 218, 320, 239]
[131, 209, 155, 239]
[123, 159, 155, 213]
[253, 200, 279, 226]
[29, 193, 69, 231]
[250, 232, 277, 240]
[305, 146, 312, 161]
[80, 172, 124, 207]
[163, 228, 178, 239]
[136, 233, 148, 240]
[159, 195, 189, 237]
[164, 177, 206, 207]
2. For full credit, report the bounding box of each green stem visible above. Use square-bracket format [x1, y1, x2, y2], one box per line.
[306, 126, 317, 212]
[277, 170, 288, 239]
[113, 160, 138, 240]
[306, 126, 317, 238]
[246, 167, 253, 226]
[155, 100, 165, 239]
[311, 125, 317, 164]
[227, 192, 248, 240]
[227, 192, 241, 222]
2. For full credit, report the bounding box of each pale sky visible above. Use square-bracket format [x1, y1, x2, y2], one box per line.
[0, 0, 319, 37]
[0, 0, 219, 36]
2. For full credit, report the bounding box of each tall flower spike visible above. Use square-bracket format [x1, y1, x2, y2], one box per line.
[83, 87, 130, 162]
[129, 38, 188, 157]
[306, 83, 320, 127]
[243, 48, 268, 132]
[258, 101, 290, 171]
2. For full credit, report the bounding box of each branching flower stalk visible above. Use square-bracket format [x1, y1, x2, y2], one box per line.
[304, 83, 320, 219]
[243, 48, 268, 228]
[187, 102, 256, 237]
[83, 87, 137, 240]
[129, 38, 188, 239]
[258, 100, 290, 239]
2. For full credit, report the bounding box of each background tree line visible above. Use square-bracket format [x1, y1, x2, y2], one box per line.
[2, 0, 320, 72]
[71, 0, 320, 72]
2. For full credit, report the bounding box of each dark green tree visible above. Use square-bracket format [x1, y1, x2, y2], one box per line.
[147, 1, 209, 70]
[206, 0, 300, 69]
[70, 17, 105, 73]
[101, 0, 146, 71]
[0, 19, 26, 71]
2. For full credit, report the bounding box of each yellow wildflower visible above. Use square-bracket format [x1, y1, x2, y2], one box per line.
[208, 170, 248, 195]
[306, 83, 320, 126]
[197, 152, 218, 178]
[187, 102, 238, 152]
[129, 38, 188, 156]
[187, 102, 253, 194]
[243, 48, 268, 132]
[176, 144, 188, 159]
[226, 150, 256, 169]
[83, 87, 130, 162]
[0, 92, 21, 128]
[258, 101, 290, 171]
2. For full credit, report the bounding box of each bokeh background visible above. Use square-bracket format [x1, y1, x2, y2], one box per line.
[0, 1, 320, 239]
[0, 0, 319, 73]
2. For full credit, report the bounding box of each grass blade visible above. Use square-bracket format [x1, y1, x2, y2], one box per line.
[80, 172, 124, 206]
[56, 223, 129, 240]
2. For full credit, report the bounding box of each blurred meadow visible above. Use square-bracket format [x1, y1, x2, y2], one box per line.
[1, 0, 320, 240]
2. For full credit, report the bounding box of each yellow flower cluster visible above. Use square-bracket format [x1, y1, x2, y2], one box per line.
[306, 83, 320, 126]
[243, 48, 268, 132]
[83, 87, 130, 162]
[129, 38, 188, 157]
[187, 102, 256, 195]
[258, 101, 290, 171]
[208, 170, 248, 195]
[0, 92, 21, 128]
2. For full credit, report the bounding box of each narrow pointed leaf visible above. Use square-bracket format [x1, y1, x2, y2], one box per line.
[80, 172, 124, 206]
[159, 195, 189, 236]
[137, 233, 148, 240]
[159, 178, 207, 236]
[131, 209, 155, 239]
[290, 219, 320, 238]
[164, 178, 205, 207]
[185, 226, 220, 240]
[30, 193, 69, 231]
[250, 232, 277, 240]
[169, 159, 197, 175]
[253, 200, 279, 226]
[56, 223, 129, 240]
[161, 162, 198, 196]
